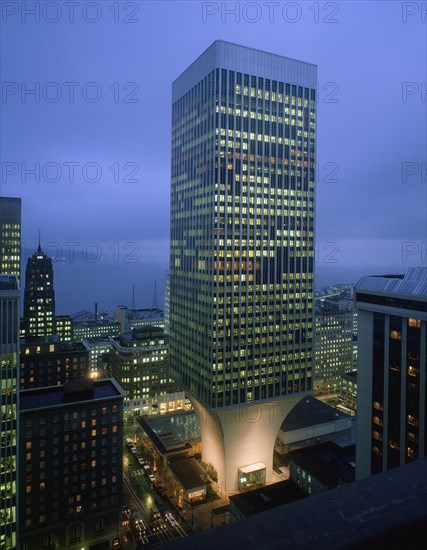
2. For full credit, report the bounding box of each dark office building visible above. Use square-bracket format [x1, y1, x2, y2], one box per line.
[20, 341, 90, 390]
[19, 378, 125, 550]
[354, 268, 427, 479]
[23, 243, 55, 341]
[288, 441, 355, 495]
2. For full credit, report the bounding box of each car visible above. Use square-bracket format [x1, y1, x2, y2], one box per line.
[154, 495, 163, 506]
[165, 512, 178, 527]
[122, 505, 131, 518]
[130, 447, 138, 454]
[138, 458, 145, 465]
[148, 474, 155, 483]
[143, 464, 151, 471]
[132, 511, 146, 532]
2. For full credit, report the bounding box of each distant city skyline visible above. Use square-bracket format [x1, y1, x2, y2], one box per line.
[15, 248, 425, 316]
[2, 2, 426, 301]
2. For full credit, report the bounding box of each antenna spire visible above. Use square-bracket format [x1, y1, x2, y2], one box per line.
[37, 229, 42, 252]
[152, 280, 158, 309]
[131, 284, 136, 312]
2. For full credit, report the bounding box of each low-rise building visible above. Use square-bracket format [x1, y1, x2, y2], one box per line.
[167, 457, 209, 507]
[139, 411, 201, 468]
[115, 306, 164, 334]
[288, 441, 355, 495]
[276, 395, 353, 453]
[229, 480, 307, 522]
[73, 320, 120, 341]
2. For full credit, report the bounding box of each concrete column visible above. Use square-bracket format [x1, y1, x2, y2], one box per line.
[190, 394, 305, 494]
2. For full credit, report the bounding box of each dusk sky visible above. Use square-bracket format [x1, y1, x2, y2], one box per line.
[1, 1, 426, 313]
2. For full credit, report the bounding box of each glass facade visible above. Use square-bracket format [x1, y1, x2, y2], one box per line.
[170, 41, 316, 410]
[315, 311, 354, 394]
[0, 198, 21, 284]
[109, 327, 171, 401]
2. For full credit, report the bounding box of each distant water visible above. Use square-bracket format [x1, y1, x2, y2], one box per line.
[24, 257, 406, 317]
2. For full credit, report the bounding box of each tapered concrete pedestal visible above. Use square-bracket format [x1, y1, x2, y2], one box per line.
[189, 394, 307, 494]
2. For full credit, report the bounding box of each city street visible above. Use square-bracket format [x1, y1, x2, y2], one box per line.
[122, 439, 188, 548]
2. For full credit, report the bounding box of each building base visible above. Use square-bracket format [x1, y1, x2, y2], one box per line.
[189, 394, 307, 494]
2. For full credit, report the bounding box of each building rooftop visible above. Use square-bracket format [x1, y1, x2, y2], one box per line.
[74, 319, 119, 327]
[355, 267, 427, 299]
[131, 308, 164, 320]
[120, 326, 167, 345]
[280, 395, 348, 433]
[20, 378, 125, 412]
[0, 274, 19, 291]
[173, 40, 317, 103]
[162, 457, 427, 550]
[82, 337, 112, 345]
[168, 458, 208, 491]
[229, 480, 307, 518]
[139, 411, 200, 455]
[288, 441, 356, 487]
[20, 341, 88, 353]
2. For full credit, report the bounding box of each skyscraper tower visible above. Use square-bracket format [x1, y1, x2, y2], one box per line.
[0, 197, 21, 283]
[170, 41, 317, 491]
[23, 240, 55, 341]
[0, 275, 20, 550]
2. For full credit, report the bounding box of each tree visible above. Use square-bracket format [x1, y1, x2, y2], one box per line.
[201, 461, 218, 483]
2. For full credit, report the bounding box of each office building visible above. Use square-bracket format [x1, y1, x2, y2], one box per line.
[23, 243, 55, 341]
[169, 40, 317, 490]
[0, 275, 19, 550]
[18, 378, 125, 550]
[54, 315, 73, 342]
[314, 299, 354, 394]
[82, 337, 113, 374]
[20, 341, 90, 390]
[0, 197, 21, 283]
[354, 268, 427, 479]
[109, 326, 172, 405]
